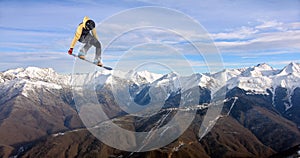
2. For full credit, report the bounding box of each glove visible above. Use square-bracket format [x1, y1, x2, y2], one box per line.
[68, 48, 73, 55]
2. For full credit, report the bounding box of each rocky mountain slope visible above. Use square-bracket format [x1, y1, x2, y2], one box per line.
[0, 63, 299, 157]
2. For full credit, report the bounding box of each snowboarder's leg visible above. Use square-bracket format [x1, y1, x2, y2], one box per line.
[78, 34, 102, 66]
[81, 42, 92, 54]
[78, 43, 92, 59]
[89, 36, 102, 66]
[78, 35, 93, 59]
[94, 42, 102, 62]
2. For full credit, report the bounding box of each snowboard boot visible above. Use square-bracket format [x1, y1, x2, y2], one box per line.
[78, 55, 85, 60]
[94, 60, 103, 67]
[78, 52, 85, 60]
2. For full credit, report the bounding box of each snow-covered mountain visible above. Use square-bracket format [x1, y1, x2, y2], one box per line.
[1, 62, 300, 101]
[1, 63, 300, 157]
[225, 62, 300, 95]
[1, 63, 300, 123]
[0, 67, 70, 103]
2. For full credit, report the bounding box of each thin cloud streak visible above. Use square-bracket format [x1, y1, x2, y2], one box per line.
[211, 20, 300, 56]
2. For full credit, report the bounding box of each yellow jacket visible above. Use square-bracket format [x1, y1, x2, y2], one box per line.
[70, 16, 99, 48]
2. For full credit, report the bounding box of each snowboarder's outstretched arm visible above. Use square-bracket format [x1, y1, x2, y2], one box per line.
[68, 24, 83, 55]
[70, 25, 83, 49]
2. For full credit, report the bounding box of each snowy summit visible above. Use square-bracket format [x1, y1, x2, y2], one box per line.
[0, 62, 300, 97]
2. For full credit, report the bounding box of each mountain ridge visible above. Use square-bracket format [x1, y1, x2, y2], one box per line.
[1, 62, 299, 92]
[2, 62, 299, 104]
[0, 62, 300, 157]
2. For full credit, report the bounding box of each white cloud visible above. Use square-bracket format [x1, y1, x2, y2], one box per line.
[211, 20, 300, 54]
[255, 20, 286, 31]
[212, 26, 258, 40]
[287, 22, 300, 30]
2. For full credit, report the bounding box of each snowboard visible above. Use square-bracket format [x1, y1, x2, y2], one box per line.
[70, 54, 113, 70]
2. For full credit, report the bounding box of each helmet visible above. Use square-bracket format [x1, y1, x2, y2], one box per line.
[85, 20, 95, 30]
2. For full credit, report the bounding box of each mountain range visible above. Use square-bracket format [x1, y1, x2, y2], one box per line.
[0, 63, 299, 157]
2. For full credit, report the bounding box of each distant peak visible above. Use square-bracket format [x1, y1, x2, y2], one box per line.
[165, 71, 179, 77]
[256, 63, 273, 70]
[134, 70, 153, 76]
[25, 66, 53, 71]
[156, 72, 179, 81]
[2, 67, 60, 82]
[278, 62, 300, 75]
[4, 67, 54, 74]
[287, 62, 299, 67]
[286, 62, 299, 69]
[126, 69, 163, 83]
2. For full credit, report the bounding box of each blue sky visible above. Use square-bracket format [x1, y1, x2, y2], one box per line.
[0, 0, 299, 74]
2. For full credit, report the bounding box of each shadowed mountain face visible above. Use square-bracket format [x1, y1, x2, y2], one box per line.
[0, 63, 300, 158]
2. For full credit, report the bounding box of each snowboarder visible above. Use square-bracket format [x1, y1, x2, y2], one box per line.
[68, 16, 102, 66]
